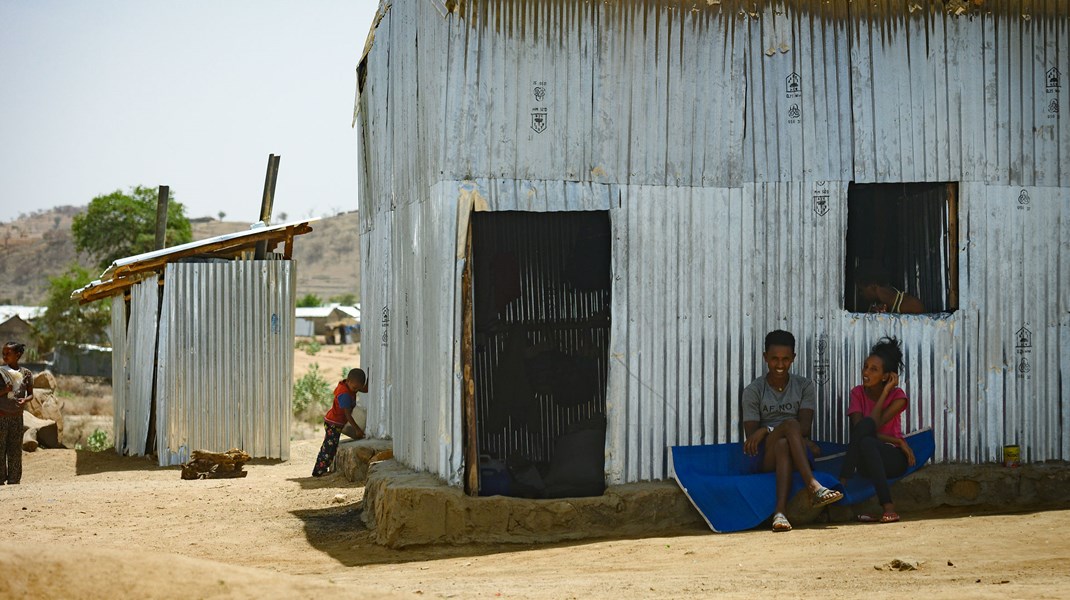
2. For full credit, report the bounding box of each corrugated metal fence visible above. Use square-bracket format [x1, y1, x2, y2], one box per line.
[153, 261, 295, 466]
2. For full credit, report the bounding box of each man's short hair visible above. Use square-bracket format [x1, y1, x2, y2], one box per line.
[764, 330, 795, 352]
[346, 368, 367, 386]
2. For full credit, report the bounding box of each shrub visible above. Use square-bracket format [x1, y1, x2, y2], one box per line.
[86, 428, 110, 452]
[295, 339, 321, 356]
[293, 363, 330, 418]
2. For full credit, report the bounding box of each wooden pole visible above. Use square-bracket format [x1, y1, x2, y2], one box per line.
[462, 217, 479, 496]
[154, 185, 170, 250]
[255, 154, 281, 259]
[946, 183, 959, 311]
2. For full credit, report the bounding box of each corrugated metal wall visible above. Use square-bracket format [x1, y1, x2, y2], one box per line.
[109, 276, 158, 456]
[110, 295, 127, 453]
[155, 261, 295, 466]
[357, 0, 1070, 485]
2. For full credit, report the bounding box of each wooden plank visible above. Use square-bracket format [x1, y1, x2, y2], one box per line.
[461, 217, 479, 496]
[947, 183, 959, 310]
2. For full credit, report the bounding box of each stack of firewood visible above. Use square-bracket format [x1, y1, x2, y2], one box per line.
[180, 448, 251, 480]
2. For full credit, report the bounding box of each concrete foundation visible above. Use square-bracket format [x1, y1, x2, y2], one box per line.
[360, 460, 705, 548]
[336, 443, 1070, 547]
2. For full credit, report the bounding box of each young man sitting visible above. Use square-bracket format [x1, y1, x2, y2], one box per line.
[742, 330, 843, 531]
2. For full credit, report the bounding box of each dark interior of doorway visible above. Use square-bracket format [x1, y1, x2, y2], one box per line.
[471, 211, 610, 499]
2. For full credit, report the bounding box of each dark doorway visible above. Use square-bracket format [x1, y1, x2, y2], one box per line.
[468, 211, 611, 498]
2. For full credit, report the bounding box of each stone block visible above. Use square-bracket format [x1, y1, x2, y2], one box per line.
[361, 460, 705, 548]
[334, 437, 393, 485]
[946, 477, 982, 501]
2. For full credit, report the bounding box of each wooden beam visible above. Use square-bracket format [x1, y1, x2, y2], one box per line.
[946, 183, 959, 310]
[154, 185, 170, 250]
[255, 154, 281, 260]
[462, 216, 479, 496]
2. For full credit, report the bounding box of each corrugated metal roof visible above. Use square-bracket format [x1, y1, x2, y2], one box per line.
[72, 218, 318, 303]
[294, 304, 361, 320]
[0, 306, 46, 322]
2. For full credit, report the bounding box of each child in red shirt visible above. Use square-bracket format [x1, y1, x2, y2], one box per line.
[312, 368, 367, 477]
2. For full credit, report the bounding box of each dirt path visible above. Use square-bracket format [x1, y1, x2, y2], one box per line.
[3, 439, 1069, 599]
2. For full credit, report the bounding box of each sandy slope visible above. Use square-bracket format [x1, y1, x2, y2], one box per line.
[2, 438, 1070, 600]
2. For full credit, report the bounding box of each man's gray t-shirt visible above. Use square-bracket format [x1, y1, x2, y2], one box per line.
[741, 373, 816, 428]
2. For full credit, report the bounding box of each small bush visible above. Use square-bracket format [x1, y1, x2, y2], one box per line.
[295, 339, 321, 356]
[86, 428, 110, 452]
[293, 363, 330, 419]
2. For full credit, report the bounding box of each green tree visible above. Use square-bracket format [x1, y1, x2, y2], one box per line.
[297, 294, 322, 308]
[34, 264, 111, 350]
[72, 186, 193, 269]
[328, 293, 358, 305]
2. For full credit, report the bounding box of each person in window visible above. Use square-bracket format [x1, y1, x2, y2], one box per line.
[312, 368, 368, 477]
[854, 261, 925, 314]
[838, 337, 915, 523]
[742, 330, 843, 532]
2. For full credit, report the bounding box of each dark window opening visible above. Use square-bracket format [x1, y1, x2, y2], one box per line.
[470, 211, 610, 499]
[845, 182, 958, 314]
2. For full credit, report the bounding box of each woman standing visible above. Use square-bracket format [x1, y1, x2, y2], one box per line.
[839, 337, 915, 523]
[0, 341, 34, 485]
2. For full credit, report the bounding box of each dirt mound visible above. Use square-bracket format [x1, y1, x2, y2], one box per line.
[0, 542, 405, 599]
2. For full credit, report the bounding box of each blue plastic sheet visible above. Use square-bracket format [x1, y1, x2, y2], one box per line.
[671, 429, 935, 532]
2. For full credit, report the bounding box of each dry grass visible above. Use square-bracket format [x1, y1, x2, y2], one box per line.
[53, 374, 112, 416]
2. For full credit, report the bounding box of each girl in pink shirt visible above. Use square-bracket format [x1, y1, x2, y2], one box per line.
[838, 337, 916, 523]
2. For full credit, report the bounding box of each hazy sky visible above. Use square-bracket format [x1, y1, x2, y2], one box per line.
[0, 0, 378, 223]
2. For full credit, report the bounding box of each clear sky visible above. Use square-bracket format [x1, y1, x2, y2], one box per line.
[0, 0, 379, 223]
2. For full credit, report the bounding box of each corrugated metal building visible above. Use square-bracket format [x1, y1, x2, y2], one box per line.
[355, 0, 1070, 490]
[74, 220, 316, 466]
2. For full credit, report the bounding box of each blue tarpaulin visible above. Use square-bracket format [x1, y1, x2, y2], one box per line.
[671, 428, 935, 532]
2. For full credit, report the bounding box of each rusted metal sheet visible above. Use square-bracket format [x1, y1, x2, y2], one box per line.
[154, 261, 294, 466]
[356, 0, 1070, 485]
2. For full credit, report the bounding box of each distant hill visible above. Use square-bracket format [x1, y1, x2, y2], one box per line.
[0, 207, 361, 306]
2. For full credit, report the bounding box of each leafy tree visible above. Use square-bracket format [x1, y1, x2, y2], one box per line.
[34, 264, 111, 351]
[72, 185, 193, 269]
[297, 294, 323, 308]
[328, 293, 358, 306]
[218, 211, 226, 221]
[278, 212, 288, 221]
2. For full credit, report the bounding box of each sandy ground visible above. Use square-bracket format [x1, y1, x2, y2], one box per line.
[2, 440, 1069, 599]
[292, 341, 361, 383]
[6, 344, 1069, 598]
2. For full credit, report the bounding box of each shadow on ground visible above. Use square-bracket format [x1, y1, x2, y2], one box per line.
[290, 502, 709, 567]
[75, 449, 169, 476]
[286, 471, 358, 490]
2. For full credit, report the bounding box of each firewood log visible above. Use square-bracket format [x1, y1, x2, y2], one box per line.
[181, 448, 251, 480]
